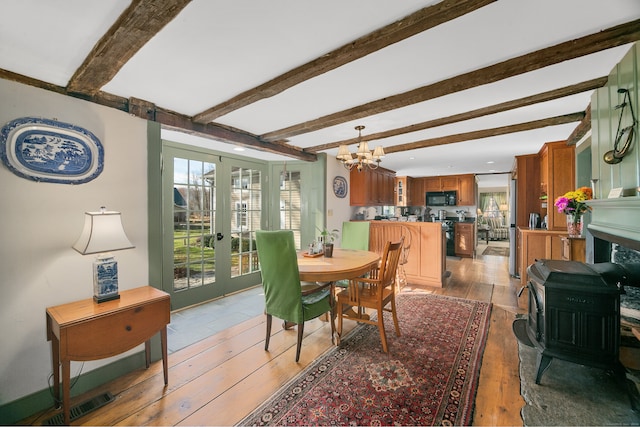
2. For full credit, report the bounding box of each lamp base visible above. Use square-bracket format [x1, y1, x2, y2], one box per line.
[94, 293, 121, 303]
[93, 254, 120, 304]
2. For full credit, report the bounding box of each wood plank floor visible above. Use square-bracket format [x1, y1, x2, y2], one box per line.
[23, 244, 527, 426]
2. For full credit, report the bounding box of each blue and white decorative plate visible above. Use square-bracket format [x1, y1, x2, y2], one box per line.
[0, 117, 103, 184]
[333, 176, 348, 198]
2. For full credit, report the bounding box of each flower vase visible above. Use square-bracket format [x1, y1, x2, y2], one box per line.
[566, 214, 583, 238]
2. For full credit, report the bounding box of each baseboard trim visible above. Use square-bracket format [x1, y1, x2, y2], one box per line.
[0, 346, 157, 425]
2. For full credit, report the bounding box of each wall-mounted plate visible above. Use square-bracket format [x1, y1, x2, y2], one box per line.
[333, 176, 347, 198]
[0, 117, 103, 184]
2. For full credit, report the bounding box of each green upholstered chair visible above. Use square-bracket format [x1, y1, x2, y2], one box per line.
[336, 221, 371, 288]
[341, 221, 370, 251]
[256, 230, 335, 362]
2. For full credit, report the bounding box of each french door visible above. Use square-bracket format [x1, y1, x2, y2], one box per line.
[163, 145, 265, 310]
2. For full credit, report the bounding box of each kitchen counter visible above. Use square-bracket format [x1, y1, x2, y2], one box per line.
[367, 221, 447, 288]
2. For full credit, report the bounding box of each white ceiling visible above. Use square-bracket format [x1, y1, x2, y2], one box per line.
[1, 0, 638, 181]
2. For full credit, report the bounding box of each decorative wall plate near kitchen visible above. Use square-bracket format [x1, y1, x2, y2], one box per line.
[0, 117, 104, 184]
[333, 175, 347, 198]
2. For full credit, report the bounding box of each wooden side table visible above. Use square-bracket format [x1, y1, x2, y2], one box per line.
[46, 286, 170, 424]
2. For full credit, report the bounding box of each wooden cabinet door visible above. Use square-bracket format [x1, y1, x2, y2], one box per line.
[395, 177, 406, 206]
[454, 223, 474, 257]
[410, 177, 423, 207]
[384, 171, 395, 205]
[351, 168, 395, 206]
[350, 168, 368, 206]
[423, 177, 441, 191]
[441, 176, 458, 191]
[546, 142, 575, 230]
[457, 174, 475, 205]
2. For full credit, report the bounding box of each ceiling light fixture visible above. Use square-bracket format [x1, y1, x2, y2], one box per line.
[336, 125, 385, 172]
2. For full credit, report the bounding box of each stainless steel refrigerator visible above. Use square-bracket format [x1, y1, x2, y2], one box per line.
[508, 176, 518, 277]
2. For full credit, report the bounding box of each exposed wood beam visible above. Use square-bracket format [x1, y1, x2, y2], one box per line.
[192, 0, 496, 123]
[384, 112, 585, 154]
[0, 68, 315, 161]
[0, 68, 129, 110]
[66, 0, 191, 95]
[155, 110, 317, 161]
[566, 104, 592, 146]
[307, 77, 607, 152]
[263, 19, 640, 142]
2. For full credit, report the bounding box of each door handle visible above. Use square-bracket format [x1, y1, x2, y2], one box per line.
[216, 233, 224, 241]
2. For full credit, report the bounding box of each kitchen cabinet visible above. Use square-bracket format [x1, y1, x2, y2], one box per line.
[410, 178, 424, 207]
[396, 176, 420, 206]
[423, 176, 457, 191]
[454, 222, 474, 258]
[560, 236, 585, 262]
[518, 228, 568, 285]
[421, 174, 476, 206]
[350, 167, 395, 206]
[369, 221, 446, 287]
[540, 141, 575, 231]
[457, 174, 476, 205]
[395, 176, 407, 206]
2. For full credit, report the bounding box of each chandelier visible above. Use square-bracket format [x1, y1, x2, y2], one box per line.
[336, 125, 385, 171]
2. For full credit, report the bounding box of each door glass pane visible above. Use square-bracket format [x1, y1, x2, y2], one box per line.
[280, 171, 302, 249]
[173, 158, 216, 291]
[231, 166, 261, 278]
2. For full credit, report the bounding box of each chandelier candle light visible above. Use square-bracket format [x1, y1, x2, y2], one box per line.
[336, 125, 385, 172]
[72, 207, 135, 302]
[554, 187, 593, 238]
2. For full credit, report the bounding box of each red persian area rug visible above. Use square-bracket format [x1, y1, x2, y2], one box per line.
[238, 293, 492, 426]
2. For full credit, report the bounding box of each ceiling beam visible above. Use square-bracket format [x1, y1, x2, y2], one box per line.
[0, 68, 315, 161]
[192, 0, 496, 124]
[306, 77, 607, 152]
[155, 110, 317, 161]
[383, 112, 585, 154]
[66, 0, 192, 95]
[566, 104, 592, 146]
[262, 19, 640, 142]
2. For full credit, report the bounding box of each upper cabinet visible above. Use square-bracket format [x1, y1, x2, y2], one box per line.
[395, 176, 425, 206]
[456, 174, 476, 205]
[423, 176, 457, 191]
[355, 171, 475, 207]
[540, 141, 575, 230]
[350, 167, 396, 206]
[418, 174, 476, 206]
[515, 141, 574, 230]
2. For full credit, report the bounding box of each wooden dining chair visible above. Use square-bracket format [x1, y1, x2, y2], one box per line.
[256, 230, 335, 362]
[336, 237, 404, 353]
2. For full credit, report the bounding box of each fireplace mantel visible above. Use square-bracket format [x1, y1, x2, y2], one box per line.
[587, 198, 640, 251]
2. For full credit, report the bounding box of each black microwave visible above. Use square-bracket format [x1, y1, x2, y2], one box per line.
[426, 191, 456, 206]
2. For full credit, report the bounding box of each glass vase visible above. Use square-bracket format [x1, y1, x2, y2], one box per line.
[566, 214, 583, 238]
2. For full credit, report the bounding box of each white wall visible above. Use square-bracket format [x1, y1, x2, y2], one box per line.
[325, 155, 351, 246]
[0, 79, 149, 405]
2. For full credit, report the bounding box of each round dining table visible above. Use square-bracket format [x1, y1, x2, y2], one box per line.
[297, 248, 380, 282]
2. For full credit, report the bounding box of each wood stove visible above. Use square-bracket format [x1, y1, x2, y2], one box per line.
[515, 259, 623, 384]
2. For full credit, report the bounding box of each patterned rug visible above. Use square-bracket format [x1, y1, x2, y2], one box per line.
[482, 246, 509, 257]
[238, 293, 492, 426]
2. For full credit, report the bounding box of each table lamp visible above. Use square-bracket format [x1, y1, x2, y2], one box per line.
[72, 207, 135, 303]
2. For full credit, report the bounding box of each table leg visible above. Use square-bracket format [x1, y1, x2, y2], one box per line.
[62, 360, 70, 425]
[161, 327, 168, 385]
[145, 340, 151, 369]
[51, 334, 60, 408]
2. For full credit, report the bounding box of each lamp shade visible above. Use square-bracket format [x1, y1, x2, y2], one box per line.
[72, 210, 134, 255]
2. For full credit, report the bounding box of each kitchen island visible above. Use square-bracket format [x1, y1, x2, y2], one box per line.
[367, 221, 447, 288]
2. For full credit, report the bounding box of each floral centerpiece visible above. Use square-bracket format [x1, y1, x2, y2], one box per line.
[554, 186, 593, 237]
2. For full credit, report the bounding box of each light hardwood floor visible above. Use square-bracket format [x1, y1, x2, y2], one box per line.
[24, 242, 527, 426]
